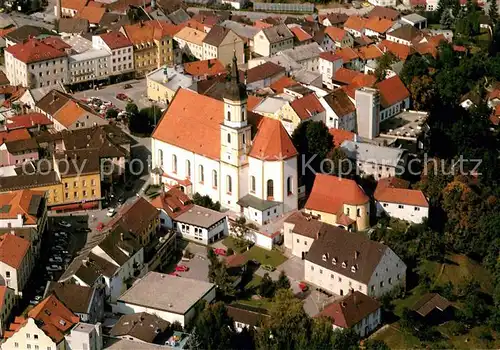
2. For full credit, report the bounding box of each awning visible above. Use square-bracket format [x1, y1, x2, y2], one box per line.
[50, 203, 82, 211]
[82, 202, 98, 209]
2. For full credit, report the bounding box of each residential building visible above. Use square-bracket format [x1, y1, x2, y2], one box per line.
[364, 17, 394, 38]
[253, 24, 294, 57]
[283, 210, 323, 259]
[92, 31, 134, 78]
[386, 25, 420, 46]
[58, 18, 89, 37]
[322, 13, 349, 27]
[289, 26, 313, 46]
[146, 66, 194, 104]
[401, 13, 428, 29]
[114, 272, 216, 327]
[411, 293, 452, 323]
[5, 38, 68, 89]
[375, 76, 410, 122]
[59, 226, 145, 302]
[319, 52, 343, 90]
[2, 294, 80, 350]
[278, 42, 323, 72]
[4, 25, 55, 47]
[0, 189, 47, 258]
[366, 6, 400, 21]
[121, 20, 177, 78]
[110, 312, 170, 343]
[65, 322, 103, 350]
[151, 56, 298, 224]
[45, 282, 105, 324]
[0, 234, 33, 296]
[76, 6, 106, 28]
[324, 27, 354, 48]
[0, 138, 39, 167]
[344, 16, 367, 38]
[240, 61, 286, 91]
[317, 291, 381, 337]
[227, 304, 270, 332]
[174, 27, 206, 60]
[278, 93, 326, 135]
[0, 286, 15, 336]
[67, 47, 111, 86]
[221, 0, 246, 9]
[341, 140, 407, 179]
[202, 26, 245, 66]
[304, 174, 370, 231]
[56, 0, 88, 17]
[374, 177, 429, 223]
[367, 0, 397, 9]
[304, 224, 407, 298]
[184, 59, 226, 81]
[320, 89, 356, 130]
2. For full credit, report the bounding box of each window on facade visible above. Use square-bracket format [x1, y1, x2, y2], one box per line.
[6, 271, 10, 278]
[186, 160, 191, 177]
[172, 154, 177, 173]
[357, 208, 361, 217]
[346, 207, 350, 216]
[414, 207, 420, 211]
[267, 179, 274, 199]
[227, 133, 231, 144]
[158, 149, 163, 167]
[250, 176, 256, 193]
[212, 170, 217, 188]
[226, 175, 232, 194]
[199, 165, 204, 183]
[398, 205, 404, 209]
[242, 133, 246, 145]
[227, 111, 231, 121]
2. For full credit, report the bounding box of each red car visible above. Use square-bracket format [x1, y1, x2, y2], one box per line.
[214, 248, 227, 256]
[168, 272, 180, 277]
[175, 265, 189, 272]
[96, 222, 105, 231]
[116, 93, 128, 101]
[299, 282, 308, 292]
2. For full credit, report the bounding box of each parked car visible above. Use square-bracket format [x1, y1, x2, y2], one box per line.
[116, 93, 128, 101]
[97, 222, 105, 231]
[55, 232, 67, 237]
[262, 264, 275, 272]
[107, 208, 116, 217]
[49, 257, 62, 263]
[214, 248, 227, 256]
[175, 265, 189, 272]
[46, 265, 62, 271]
[123, 83, 133, 89]
[58, 221, 71, 228]
[299, 282, 308, 292]
[77, 227, 92, 233]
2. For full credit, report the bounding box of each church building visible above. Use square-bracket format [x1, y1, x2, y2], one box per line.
[151, 55, 299, 226]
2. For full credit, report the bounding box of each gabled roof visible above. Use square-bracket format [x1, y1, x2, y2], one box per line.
[35, 90, 72, 116]
[77, 6, 105, 24]
[261, 23, 293, 43]
[227, 303, 270, 327]
[45, 282, 95, 314]
[203, 25, 233, 46]
[323, 90, 355, 118]
[387, 24, 420, 42]
[324, 13, 349, 25]
[4, 25, 55, 44]
[0, 234, 30, 269]
[290, 26, 312, 42]
[305, 174, 369, 215]
[240, 61, 285, 84]
[5, 38, 66, 64]
[4, 112, 51, 131]
[284, 211, 323, 239]
[57, 18, 89, 34]
[123, 20, 180, 44]
[305, 224, 389, 284]
[28, 294, 80, 343]
[0, 128, 31, 144]
[61, 0, 88, 11]
[270, 76, 297, 93]
[364, 16, 394, 34]
[183, 59, 226, 77]
[356, 44, 383, 61]
[319, 51, 343, 63]
[249, 117, 297, 161]
[151, 187, 193, 219]
[318, 291, 381, 328]
[344, 16, 366, 32]
[52, 100, 98, 128]
[110, 313, 169, 343]
[375, 75, 410, 108]
[324, 26, 348, 42]
[290, 93, 325, 120]
[107, 196, 158, 238]
[367, 6, 400, 21]
[0, 189, 45, 225]
[374, 176, 428, 207]
[174, 26, 206, 45]
[412, 293, 451, 317]
[334, 47, 359, 63]
[98, 31, 132, 49]
[334, 67, 361, 85]
[378, 39, 415, 60]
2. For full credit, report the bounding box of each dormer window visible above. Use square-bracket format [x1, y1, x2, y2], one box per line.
[342, 261, 347, 268]
[322, 253, 329, 261]
[332, 257, 337, 265]
[351, 265, 357, 273]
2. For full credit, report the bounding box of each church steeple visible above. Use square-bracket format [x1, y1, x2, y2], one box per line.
[224, 52, 247, 102]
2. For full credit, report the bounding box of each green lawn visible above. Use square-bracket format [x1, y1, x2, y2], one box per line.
[244, 274, 262, 292]
[243, 246, 287, 267]
[372, 325, 422, 348]
[222, 236, 248, 254]
[235, 296, 274, 310]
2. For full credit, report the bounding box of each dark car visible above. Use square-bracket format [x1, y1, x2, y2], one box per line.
[77, 227, 92, 233]
[123, 83, 133, 89]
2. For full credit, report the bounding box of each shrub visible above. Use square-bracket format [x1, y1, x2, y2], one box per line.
[227, 248, 234, 256]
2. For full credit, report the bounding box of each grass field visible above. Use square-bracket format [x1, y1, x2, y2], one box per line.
[243, 246, 287, 267]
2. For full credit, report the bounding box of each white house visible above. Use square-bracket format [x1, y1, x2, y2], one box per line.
[319, 52, 343, 90]
[174, 27, 206, 60]
[278, 42, 323, 72]
[320, 89, 356, 130]
[202, 26, 245, 66]
[386, 25, 420, 46]
[0, 234, 33, 296]
[283, 211, 323, 259]
[221, 0, 246, 9]
[317, 291, 382, 337]
[374, 177, 429, 223]
[65, 322, 103, 350]
[304, 224, 406, 298]
[253, 24, 294, 57]
[113, 272, 216, 327]
[226, 304, 270, 332]
[176, 206, 228, 245]
[92, 31, 135, 78]
[151, 56, 298, 226]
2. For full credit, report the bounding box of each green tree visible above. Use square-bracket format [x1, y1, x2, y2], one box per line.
[194, 302, 235, 350]
[409, 75, 436, 111]
[400, 55, 429, 86]
[213, 264, 236, 298]
[489, 0, 499, 24]
[310, 317, 334, 349]
[259, 273, 275, 297]
[192, 192, 221, 211]
[331, 328, 360, 350]
[125, 102, 139, 116]
[31, 0, 41, 11]
[364, 339, 390, 350]
[374, 52, 396, 82]
[325, 147, 353, 177]
[275, 270, 290, 290]
[106, 108, 118, 119]
[439, 8, 454, 29]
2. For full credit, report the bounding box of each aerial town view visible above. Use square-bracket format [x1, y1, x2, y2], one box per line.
[0, 0, 498, 348]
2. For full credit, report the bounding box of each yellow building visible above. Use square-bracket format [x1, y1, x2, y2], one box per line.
[146, 66, 194, 104]
[304, 174, 370, 231]
[121, 20, 178, 78]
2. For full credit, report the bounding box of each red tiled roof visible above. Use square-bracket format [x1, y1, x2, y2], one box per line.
[290, 26, 312, 42]
[61, 0, 88, 11]
[290, 94, 325, 120]
[334, 68, 361, 85]
[324, 26, 347, 42]
[151, 186, 193, 219]
[329, 128, 355, 147]
[247, 95, 264, 110]
[356, 44, 383, 61]
[0, 190, 45, 225]
[367, 6, 400, 21]
[184, 19, 206, 32]
[378, 39, 415, 60]
[5, 39, 66, 64]
[99, 31, 132, 49]
[0, 27, 16, 39]
[270, 76, 297, 93]
[225, 254, 248, 268]
[254, 20, 273, 29]
[240, 62, 285, 84]
[41, 37, 71, 51]
[28, 295, 80, 343]
[4, 113, 52, 130]
[319, 51, 343, 63]
[153, 89, 223, 160]
[335, 47, 359, 63]
[375, 176, 428, 207]
[0, 128, 31, 143]
[305, 174, 369, 214]
[375, 75, 410, 108]
[249, 117, 297, 161]
[0, 234, 30, 269]
[364, 16, 394, 34]
[344, 16, 366, 32]
[184, 59, 226, 77]
[122, 20, 180, 44]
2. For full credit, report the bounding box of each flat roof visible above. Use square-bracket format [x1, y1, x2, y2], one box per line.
[70, 48, 110, 62]
[253, 96, 288, 114]
[147, 66, 193, 91]
[118, 272, 215, 315]
[175, 204, 227, 228]
[63, 35, 92, 53]
[237, 194, 281, 211]
[341, 140, 406, 167]
[379, 110, 428, 139]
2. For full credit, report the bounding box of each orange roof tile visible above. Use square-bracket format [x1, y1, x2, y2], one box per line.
[184, 19, 206, 32]
[270, 76, 297, 93]
[52, 101, 87, 128]
[351, 73, 377, 88]
[356, 44, 383, 61]
[367, 6, 400, 21]
[254, 20, 273, 29]
[5, 39, 66, 64]
[375, 75, 409, 108]
[123, 20, 180, 45]
[0, 27, 16, 39]
[334, 68, 361, 85]
[290, 94, 325, 120]
[0, 189, 45, 225]
[153, 89, 223, 160]
[329, 128, 355, 147]
[378, 39, 415, 61]
[247, 95, 264, 110]
[28, 295, 79, 343]
[325, 26, 348, 42]
[375, 177, 428, 207]
[290, 26, 312, 42]
[61, 0, 88, 11]
[183, 59, 226, 77]
[319, 51, 343, 63]
[98, 31, 132, 49]
[249, 117, 297, 161]
[0, 234, 30, 269]
[364, 16, 394, 34]
[151, 186, 193, 218]
[335, 47, 359, 63]
[76, 6, 105, 24]
[305, 174, 369, 214]
[86, 0, 103, 7]
[344, 16, 366, 32]
[0, 128, 31, 144]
